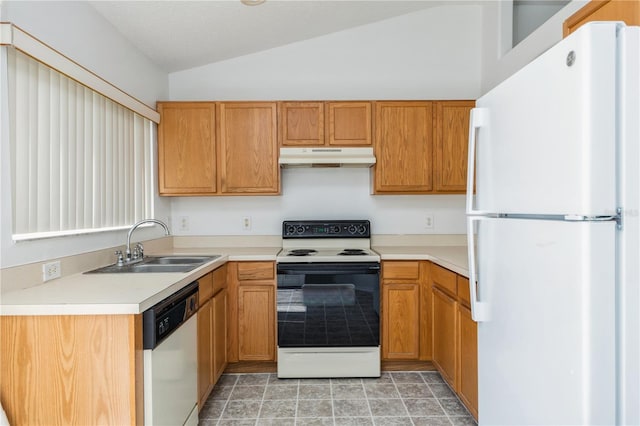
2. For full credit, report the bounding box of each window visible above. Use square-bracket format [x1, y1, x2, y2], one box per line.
[6, 47, 154, 240]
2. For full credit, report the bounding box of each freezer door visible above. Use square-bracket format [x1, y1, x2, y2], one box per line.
[469, 22, 619, 216]
[475, 218, 616, 425]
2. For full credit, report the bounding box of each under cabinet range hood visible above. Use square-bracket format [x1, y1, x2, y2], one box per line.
[279, 147, 376, 168]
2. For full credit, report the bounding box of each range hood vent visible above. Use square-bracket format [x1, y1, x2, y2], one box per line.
[279, 147, 376, 168]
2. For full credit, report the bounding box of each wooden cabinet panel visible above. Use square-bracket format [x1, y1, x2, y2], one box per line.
[432, 286, 457, 387]
[212, 288, 228, 383]
[431, 263, 457, 297]
[279, 102, 324, 146]
[434, 101, 474, 193]
[0, 315, 142, 426]
[382, 283, 420, 359]
[457, 275, 471, 308]
[237, 261, 275, 281]
[197, 298, 213, 409]
[158, 102, 216, 195]
[238, 284, 276, 361]
[219, 102, 279, 194]
[563, 0, 640, 37]
[457, 304, 478, 419]
[374, 101, 434, 193]
[383, 261, 420, 280]
[213, 264, 227, 293]
[327, 102, 372, 146]
[199, 271, 214, 302]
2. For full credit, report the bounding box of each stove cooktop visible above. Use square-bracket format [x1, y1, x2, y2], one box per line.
[278, 220, 380, 263]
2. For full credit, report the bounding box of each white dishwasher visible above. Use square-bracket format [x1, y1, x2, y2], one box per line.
[143, 281, 199, 426]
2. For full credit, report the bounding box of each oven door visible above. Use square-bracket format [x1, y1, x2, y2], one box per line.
[276, 262, 380, 348]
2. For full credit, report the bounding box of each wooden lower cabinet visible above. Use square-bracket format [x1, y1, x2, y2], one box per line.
[382, 283, 420, 359]
[457, 303, 478, 419]
[212, 287, 228, 382]
[432, 286, 457, 386]
[0, 314, 143, 425]
[227, 261, 277, 362]
[381, 261, 431, 361]
[197, 298, 214, 409]
[197, 266, 228, 410]
[430, 263, 478, 420]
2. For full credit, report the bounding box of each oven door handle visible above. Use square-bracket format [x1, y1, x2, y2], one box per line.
[277, 263, 380, 275]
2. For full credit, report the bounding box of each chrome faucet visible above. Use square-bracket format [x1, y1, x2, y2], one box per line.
[123, 219, 171, 264]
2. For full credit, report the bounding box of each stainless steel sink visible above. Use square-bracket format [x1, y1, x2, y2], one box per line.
[85, 255, 220, 274]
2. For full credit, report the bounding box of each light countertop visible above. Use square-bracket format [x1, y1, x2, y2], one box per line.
[1, 238, 469, 317]
[374, 245, 469, 277]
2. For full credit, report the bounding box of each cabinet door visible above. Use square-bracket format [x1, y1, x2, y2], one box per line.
[327, 102, 372, 146]
[157, 102, 216, 195]
[279, 102, 324, 146]
[238, 284, 275, 361]
[197, 299, 213, 409]
[434, 101, 474, 193]
[382, 283, 420, 360]
[457, 304, 478, 419]
[212, 288, 227, 383]
[432, 286, 457, 387]
[374, 101, 433, 193]
[563, 0, 640, 37]
[218, 102, 279, 194]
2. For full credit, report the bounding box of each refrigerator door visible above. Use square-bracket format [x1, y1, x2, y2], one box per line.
[474, 218, 616, 425]
[468, 22, 618, 216]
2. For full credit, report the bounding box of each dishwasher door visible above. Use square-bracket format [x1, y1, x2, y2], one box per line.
[144, 314, 198, 426]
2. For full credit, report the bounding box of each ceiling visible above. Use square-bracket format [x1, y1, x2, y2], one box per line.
[89, 1, 450, 73]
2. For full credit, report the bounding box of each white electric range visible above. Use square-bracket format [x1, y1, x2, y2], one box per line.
[276, 220, 381, 378]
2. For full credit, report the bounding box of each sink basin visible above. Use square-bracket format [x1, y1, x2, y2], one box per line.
[144, 256, 215, 265]
[85, 255, 220, 274]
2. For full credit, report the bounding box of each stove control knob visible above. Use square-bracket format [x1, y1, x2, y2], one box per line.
[358, 225, 367, 234]
[296, 226, 305, 234]
[285, 225, 296, 235]
[332, 226, 341, 234]
[347, 225, 357, 234]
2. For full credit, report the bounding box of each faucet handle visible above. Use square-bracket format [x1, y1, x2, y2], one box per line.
[114, 250, 124, 266]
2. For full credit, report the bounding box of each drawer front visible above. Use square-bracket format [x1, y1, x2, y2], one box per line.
[198, 272, 214, 302]
[457, 275, 471, 308]
[431, 263, 457, 296]
[383, 261, 420, 280]
[237, 262, 274, 281]
[212, 264, 228, 293]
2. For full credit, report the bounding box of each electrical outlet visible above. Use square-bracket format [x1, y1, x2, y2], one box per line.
[425, 214, 434, 230]
[179, 216, 189, 231]
[42, 261, 61, 282]
[242, 216, 252, 231]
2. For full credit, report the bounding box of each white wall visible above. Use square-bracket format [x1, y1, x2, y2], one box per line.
[168, 4, 481, 237]
[480, 0, 588, 94]
[0, 1, 170, 268]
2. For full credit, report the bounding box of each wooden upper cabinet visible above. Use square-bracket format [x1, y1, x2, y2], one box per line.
[219, 102, 280, 194]
[279, 102, 324, 146]
[374, 101, 434, 193]
[278, 101, 372, 147]
[434, 101, 474, 193]
[157, 102, 216, 195]
[327, 102, 372, 146]
[563, 0, 640, 37]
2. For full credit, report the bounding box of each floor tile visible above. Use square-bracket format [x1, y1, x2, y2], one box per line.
[368, 398, 408, 417]
[333, 399, 371, 417]
[201, 370, 476, 426]
[296, 399, 333, 418]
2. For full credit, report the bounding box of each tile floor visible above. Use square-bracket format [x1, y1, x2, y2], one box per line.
[198, 371, 477, 426]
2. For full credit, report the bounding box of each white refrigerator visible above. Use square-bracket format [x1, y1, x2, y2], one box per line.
[466, 22, 639, 425]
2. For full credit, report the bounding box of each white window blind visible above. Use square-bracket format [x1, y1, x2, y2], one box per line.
[7, 47, 154, 240]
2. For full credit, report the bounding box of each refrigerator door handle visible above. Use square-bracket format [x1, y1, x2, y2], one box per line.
[467, 216, 490, 322]
[466, 107, 489, 216]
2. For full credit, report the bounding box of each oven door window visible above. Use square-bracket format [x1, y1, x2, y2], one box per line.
[277, 263, 380, 348]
